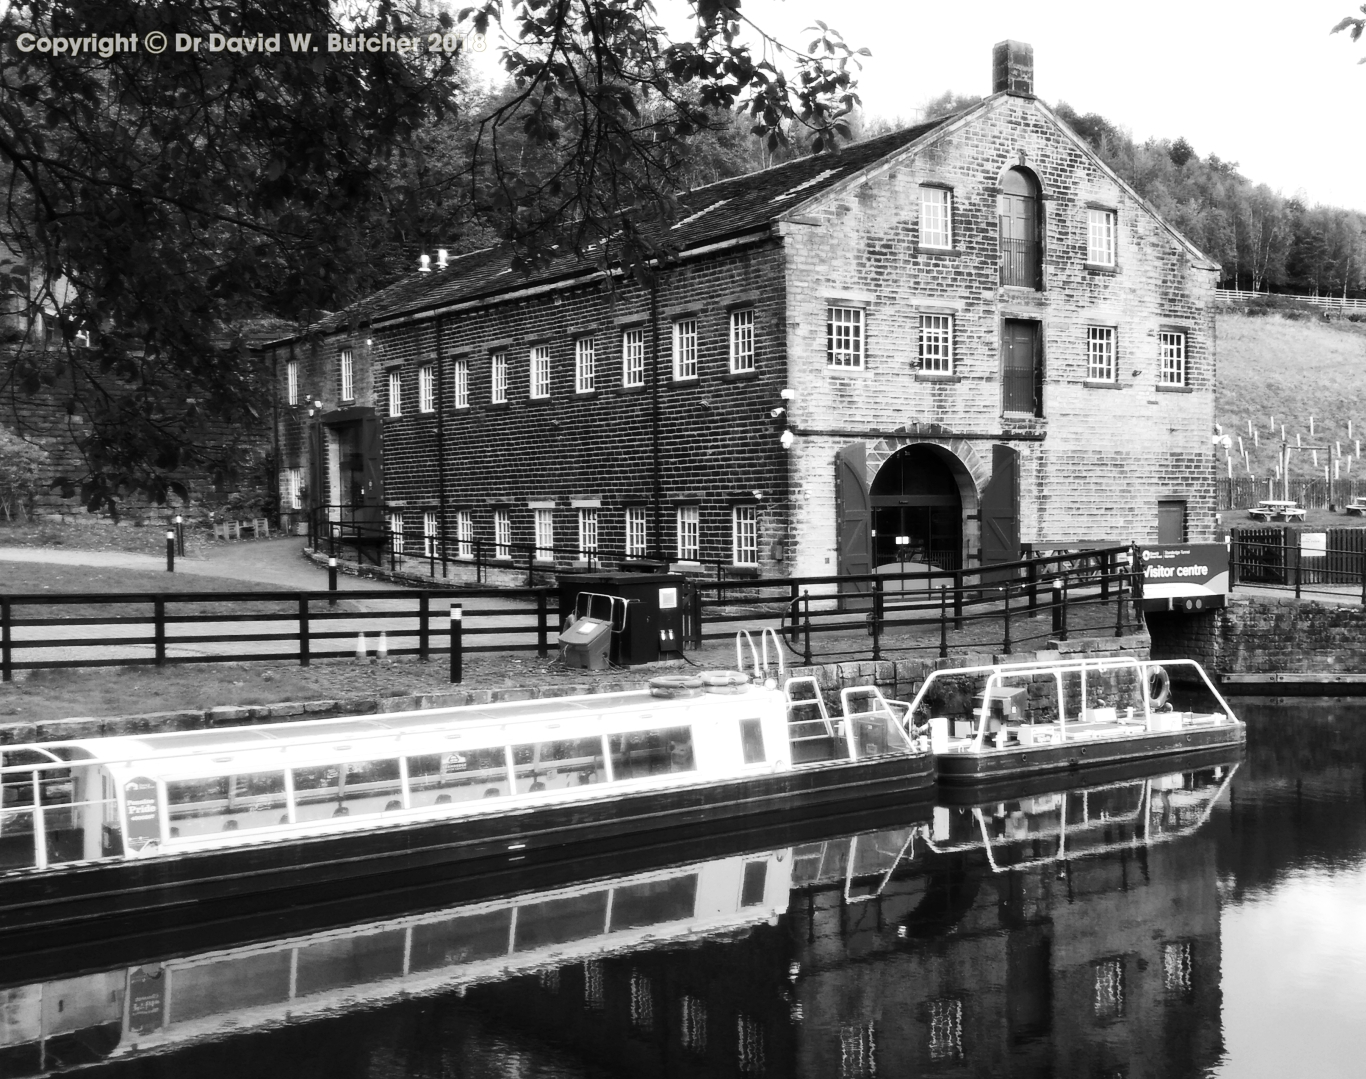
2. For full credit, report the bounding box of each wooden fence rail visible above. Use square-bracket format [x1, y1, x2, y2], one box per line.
[1213, 288, 1366, 312]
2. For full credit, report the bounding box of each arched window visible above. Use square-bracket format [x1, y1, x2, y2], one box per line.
[999, 168, 1042, 289]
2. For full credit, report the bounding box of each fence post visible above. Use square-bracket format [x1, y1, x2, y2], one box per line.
[175, 515, 185, 557]
[1360, 551, 1366, 606]
[1100, 551, 1110, 603]
[1027, 559, 1038, 616]
[2, 597, 12, 682]
[449, 604, 463, 683]
[1001, 584, 1012, 656]
[1051, 580, 1063, 637]
[328, 557, 338, 606]
[536, 590, 549, 658]
[1060, 581, 1069, 642]
[165, 531, 175, 572]
[298, 594, 310, 667]
[419, 592, 430, 661]
[154, 597, 166, 667]
[939, 586, 949, 659]
[1114, 570, 1126, 637]
[802, 590, 813, 666]
[1229, 533, 1238, 590]
[952, 569, 963, 630]
[788, 581, 799, 642]
[871, 579, 883, 662]
[1295, 533, 1302, 600]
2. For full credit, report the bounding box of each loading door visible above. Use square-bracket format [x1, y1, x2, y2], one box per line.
[835, 443, 872, 596]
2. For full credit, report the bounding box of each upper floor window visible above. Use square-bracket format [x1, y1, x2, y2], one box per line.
[387, 369, 401, 417]
[622, 328, 644, 387]
[420, 363, 437, 412]
[919, 315, 953, 374]
[287, 360, 299, 406]
[530, 345, 551, 399]
[490, 351, 507, 403]
[1087, 326, 1116, 381]
[575, 337, 596, 393]
[1160, 331, 1186, 385]
[340, 348, 355, 401]
[1087, 208, 1117, 266]
[826, 307, 864, 368]
[672, 319, 698, 380]
[732, 505, 758, 565]
[999, 168, 1041, 289]
[729, 309, 755, 373]
[451, 358, 468, 409]
[920, 186, 952, 249]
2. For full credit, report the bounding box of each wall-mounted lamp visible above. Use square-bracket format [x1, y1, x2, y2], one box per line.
[769, 406, 786, 419]
[779, 430, 795, 450]
[779, 388, 794, 401]
[752, 490, 764, 501]
[418, 254, 432, 273]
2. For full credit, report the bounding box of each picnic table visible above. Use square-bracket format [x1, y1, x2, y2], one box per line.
[213, 517, 271, 540]
[1247, 500, 1306, 522]
[1345, 499, 1366, 517]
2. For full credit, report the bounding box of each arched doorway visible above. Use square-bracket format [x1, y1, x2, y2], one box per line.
[999, 166, 1041, 289]
[870, 445, 963, 571]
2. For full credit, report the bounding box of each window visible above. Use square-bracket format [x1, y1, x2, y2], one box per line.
[920, 186, 952, 249]
[626, 506, 647, 557]
[729, 309, 755, 373]
[1160, 332, 1186, 385]
[739, 718, 765, 764]
[420, 364, 438, 412]
[630, 971, 654, 1031]
[513, 736, 608, 795]
[1163, 941, 1195, 998]
[608, 727, 695, 780]
[681, 996, 708, 1055]
[287, 360, 299, 406]
[926, 998, 964, 1062]
[452, 359, 467, 409]
[575, 337, 596, 393]
[676, 505, 699, 561]
[340, 348, 354, 401]
[388, 512, 404, 555]
[291, 759, 402, 822]
[1087, 326, 1116, 381]
[1088, 208, 1117, 266]
[826, 307, 863, 368]
[737, 1013, 765, 1076]
[387, 370, 402, 417]
[732, 505, 758, 565]
[406, 747, 510, 807]
[423, 511, 438, 557]
[534, 508, 555, 561]
[1093, 957, 1125, 1020]
[494, 509, 511, 560]
[578, 509, 599, 560]
[288, 468, 303, 510]
[672, 319, 698, 380]
[919, 314, 953, 373]
[622, 328, 644, 387]
[456, 510, 473, 559]
[490, 351, 507, 403]
[530, 345, 550, 399]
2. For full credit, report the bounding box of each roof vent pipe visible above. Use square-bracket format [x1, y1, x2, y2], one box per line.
[437, 249, 449, 269]
[418, 253, 432, 273]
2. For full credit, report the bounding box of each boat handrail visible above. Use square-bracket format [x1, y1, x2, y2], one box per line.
[843, 829, 917, 905]
[735, 630, 762, 681]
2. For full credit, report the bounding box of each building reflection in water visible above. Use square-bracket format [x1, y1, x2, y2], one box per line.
[0, 763, 1236, 1079]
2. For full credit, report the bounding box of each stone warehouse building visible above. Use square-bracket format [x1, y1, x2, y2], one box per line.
[265, 42, 1218, 582]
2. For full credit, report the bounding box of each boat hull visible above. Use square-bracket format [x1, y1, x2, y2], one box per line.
[0, 752, 935, 957]
[935, 723, 1245, 786]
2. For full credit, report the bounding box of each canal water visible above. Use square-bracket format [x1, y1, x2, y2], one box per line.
[3, 700, 1363, 1079]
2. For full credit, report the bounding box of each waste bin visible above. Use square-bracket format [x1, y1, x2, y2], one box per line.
[558, 593, 616, 671]
[558, 572, 688, 665]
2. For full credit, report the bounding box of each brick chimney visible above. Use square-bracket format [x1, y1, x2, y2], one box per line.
[992, 40, 1034, 97]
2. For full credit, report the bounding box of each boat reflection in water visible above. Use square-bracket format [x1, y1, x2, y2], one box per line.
[0, 756, 1238, 1079]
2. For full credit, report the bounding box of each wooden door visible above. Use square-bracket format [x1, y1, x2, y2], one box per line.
[981, 445, 1021, 566]
[1157, 500, 1187, 543]
[1002, 321, 1040, 416]
[835, 443, 872, 595]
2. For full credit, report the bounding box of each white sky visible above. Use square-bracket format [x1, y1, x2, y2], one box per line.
[467, 0, 1366, 212]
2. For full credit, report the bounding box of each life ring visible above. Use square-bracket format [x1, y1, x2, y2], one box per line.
[1145, 666, 1171, 710]
[700, 669, 751, 694]
[649, 674, 705, 699]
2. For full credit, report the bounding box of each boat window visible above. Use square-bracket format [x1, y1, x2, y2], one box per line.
[168, 950, 293, 1025]
[293, 759, 401, 822]
[609, 727, 695, 781]
[608, 874, 699, 931]
[406, 748, 510, 807]
[512, 890, 611, 951]
[167, 771, 286, 837]
[409, 908, 513, 972]
[740, 860, 769, 906]
[0, 807, 36, 871]
[294, 929, 407, 998]
[739, 719, 766, 764]
[511, 736, 608, 795]
[847, 712, 916, 760]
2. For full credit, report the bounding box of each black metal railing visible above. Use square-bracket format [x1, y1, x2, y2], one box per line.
[1000, 238, 1041, 289]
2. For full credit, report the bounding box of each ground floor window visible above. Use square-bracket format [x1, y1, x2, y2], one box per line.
[534, 508, 555, 561]
[423, 511, 438, 557]
[494, 509, 511, 560]
[388, 512, 404, 555]
[676, 505, 699, 561]
[578, 509, 599, 560]
[626, 506, 647, 557]
[732, 505, 758, 565]
[456, 509, 473, 558]
[288, 468, 303, 510]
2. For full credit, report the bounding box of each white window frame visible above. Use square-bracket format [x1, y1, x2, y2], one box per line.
[622, 328, 644, 387]
[729, 309, 755, 373]
[920, 186, 953, 250]
[672, 319, 698, 381]
[423, 511, 438, 557]
[388, 512, 404, 556]
[420, 364, 437, 413]
[826, 306, 864, 369]
[494, 509, 511, 560]
[1087, 208, 1117, 266]
[530, 345, 551, 399]
[490, 351, 507, 404]
[452, 359, 469, 409]
[1159, 332, 1187, 386]
[288, 467, 303, 510]
[676, 505, 700, 562]
[626, 506, 648, 557]
[456, 509, 473, 559]
[340, 348, 355, 402]
[732, 505, 758, 566]
[919, 314, 953, 374]
[1087, 326, 1116, 382]
[387, 370, 401, 417]
[534, 508, 555, 562]
[578, 509, 599, 560]
[575, 337, 596, 394]
[287, 360, 299, 406]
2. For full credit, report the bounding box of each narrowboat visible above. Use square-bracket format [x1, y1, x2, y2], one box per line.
[906, 655, 1244, 785]
[0, 665, 934, 951]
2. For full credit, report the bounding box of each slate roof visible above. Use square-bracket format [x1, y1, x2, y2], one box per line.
[270, 113, 959, 344]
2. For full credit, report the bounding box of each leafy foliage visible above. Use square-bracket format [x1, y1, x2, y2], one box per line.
[0, 424, 50, 521]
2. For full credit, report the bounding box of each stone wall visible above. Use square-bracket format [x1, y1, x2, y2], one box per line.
[1148, 597, 1366, 675]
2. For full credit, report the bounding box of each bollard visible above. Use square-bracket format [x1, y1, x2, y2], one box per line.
[328, 557, 338, 606]
[1114, 572, 1126, 637]
[450, 604, 463, 683]
[1051, 580, 1062, 636]
[376, 631, 389, 662]
[356, 632, 368, 661]
[165, 530, 175, 572]
[174, 515, 185, 557]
